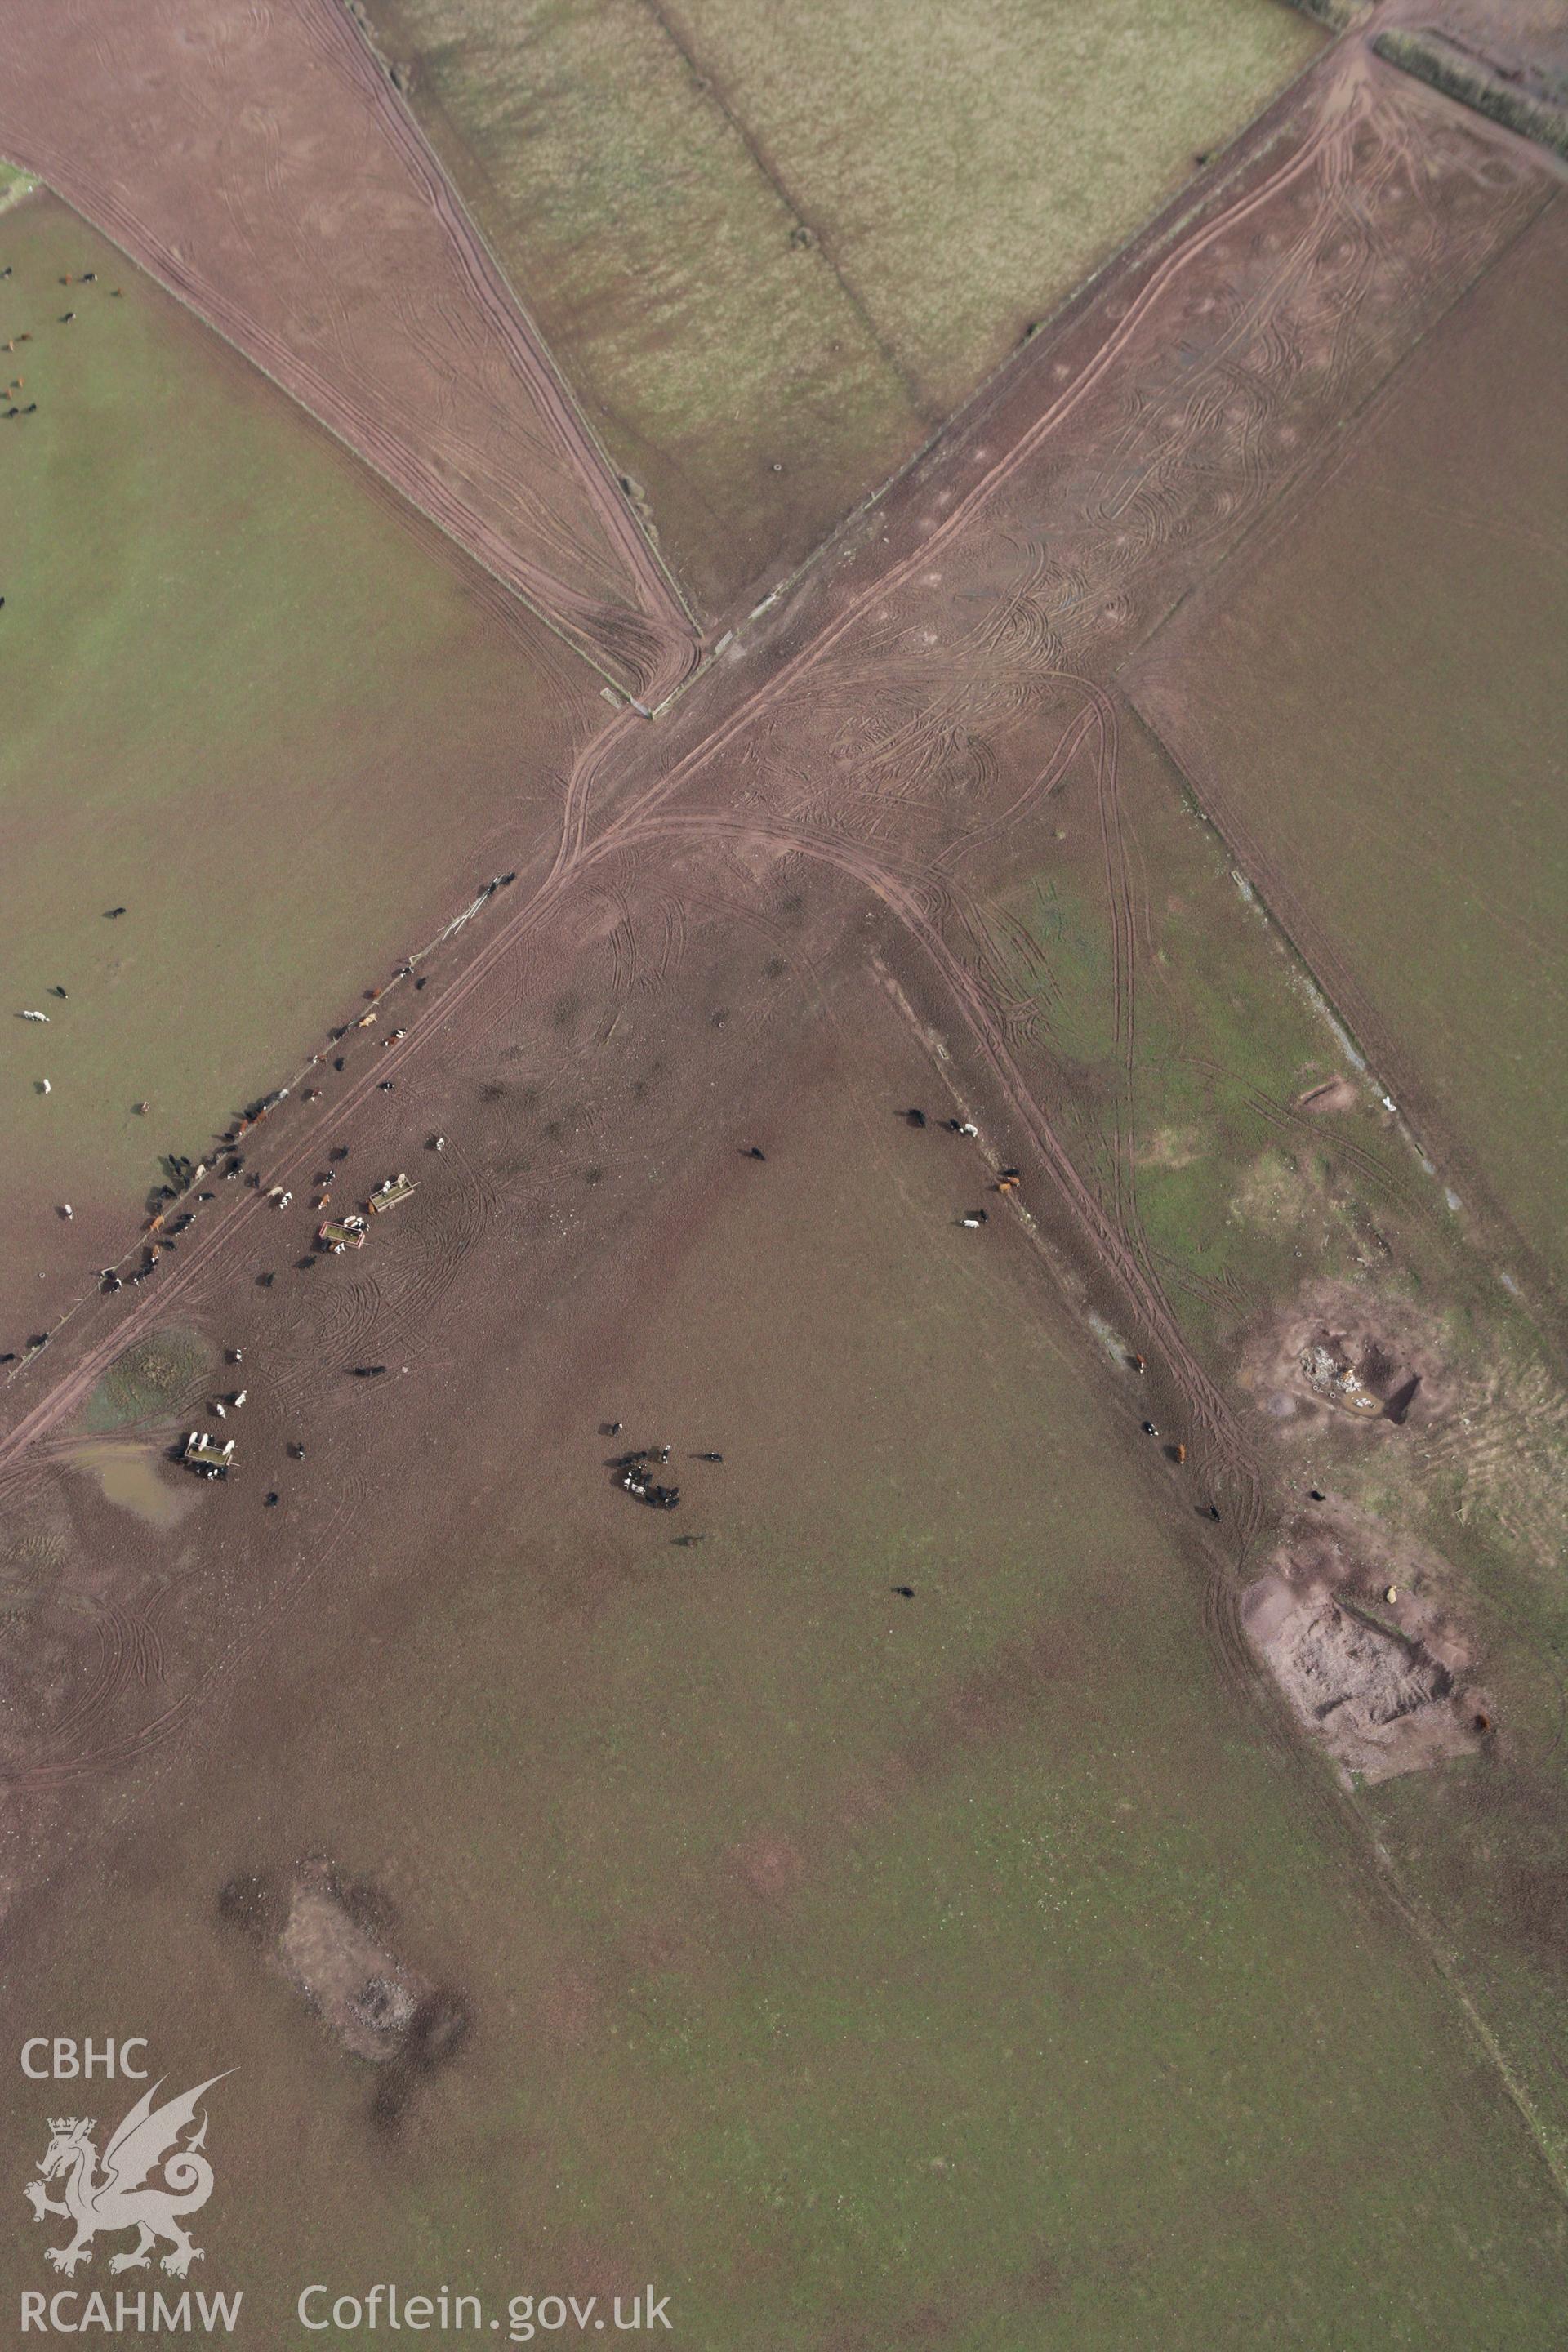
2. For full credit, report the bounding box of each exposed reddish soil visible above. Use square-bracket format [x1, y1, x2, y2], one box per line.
[0, 0, 695, 697]
[0, 45, 1561, 2332]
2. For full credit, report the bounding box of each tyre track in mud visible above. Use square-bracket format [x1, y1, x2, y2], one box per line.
[258, 1149, 489, 1417]
[631, 804, 1264, 1535]
[1083, 692, 1183, 1438]
[0, 698, 1258, 1542]
[980, 667, 1172, 1466]
[373, 1134, 495, 1339]
[0, 730, 661, 1466]
[8, 1476, 369, 1790]
[20, 1605, 128, 1757]
[302, 0, 697, 672]
[11, 61, 1568, 2183]
[535, 60, 1379, 917]
[6, 131, 677, 696]
[2, 0, 697, 699]
[559, 80, 1375, 876]
[931, 699, 1099, 875]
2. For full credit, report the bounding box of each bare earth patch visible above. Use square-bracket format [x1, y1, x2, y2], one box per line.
[1240, 1277, 1450, 1431]
[1245, 1576, 1477, 1783]
[1137, 1125, 1204, 1169]
[276, 1864, 429, 2065]
[220, 1858, 470, 2087]
[1250, 1580, 1476, 1778]
[1295, 1074, 1359, 1117]
[1245, 1503, 1483, 1784]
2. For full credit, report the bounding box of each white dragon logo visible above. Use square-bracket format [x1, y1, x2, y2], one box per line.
[24, 2075, 230, 2278]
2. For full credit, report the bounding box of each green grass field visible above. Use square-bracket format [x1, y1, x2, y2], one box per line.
[0, 190, 580, 1305]
[979, 699, 1405, 1357]
[363, 0, 1321, 608]
[1124, 196, 1568, 1300]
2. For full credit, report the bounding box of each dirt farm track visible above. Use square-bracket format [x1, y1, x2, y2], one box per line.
[0, 0, 697, 698]
[4, 8, 1568, 2343]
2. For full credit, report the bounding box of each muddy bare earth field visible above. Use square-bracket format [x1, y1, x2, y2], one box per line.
[4, 6, 1568, 2345]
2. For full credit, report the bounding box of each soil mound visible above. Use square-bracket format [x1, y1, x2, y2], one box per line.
[279, 1876, 424, 2065]
[1295, 1075, 1358, 1117]
[1243, 1279, 1447, 1430]
[1244, 1571, 1479, 1783]
[220, 1857, 469, 2076]
[1275, 1597, 1449, 1730]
